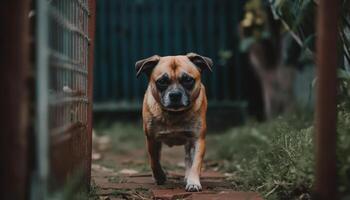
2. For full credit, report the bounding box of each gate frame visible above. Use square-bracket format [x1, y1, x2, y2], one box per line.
[87, 0, 96, 189]
[0, 0, 31, 199]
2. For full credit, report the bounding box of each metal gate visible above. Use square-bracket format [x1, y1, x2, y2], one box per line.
[93, 0, 244, 109]
[35, 0, 95, 197]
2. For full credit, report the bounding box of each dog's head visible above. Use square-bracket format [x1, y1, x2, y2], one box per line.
[136, 53, 213, 112]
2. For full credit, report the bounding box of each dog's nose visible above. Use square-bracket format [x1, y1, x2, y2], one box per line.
[169, 91, 182, 102]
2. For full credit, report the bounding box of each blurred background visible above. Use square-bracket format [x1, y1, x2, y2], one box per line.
[92, 0, 317, 126]
[1, 0, 350, 199]
[91, 0, 349, 199]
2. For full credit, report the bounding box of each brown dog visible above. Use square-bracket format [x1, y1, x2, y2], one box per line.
[135, 53, 213, 192]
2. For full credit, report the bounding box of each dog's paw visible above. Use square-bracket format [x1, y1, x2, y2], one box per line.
[154, 170, 167, 185]
[185, 183, 202, 192]
[185, 178, 202, 192]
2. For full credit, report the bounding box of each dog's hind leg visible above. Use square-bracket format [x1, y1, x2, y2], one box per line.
[146, 137, 166, 185]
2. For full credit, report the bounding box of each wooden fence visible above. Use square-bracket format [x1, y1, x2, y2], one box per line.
[93, 0, 244, 108]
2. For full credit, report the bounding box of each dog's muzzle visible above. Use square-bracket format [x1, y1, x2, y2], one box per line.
[162, 89, 190, 110]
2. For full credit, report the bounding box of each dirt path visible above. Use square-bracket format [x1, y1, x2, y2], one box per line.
[91, 137, 262, 200]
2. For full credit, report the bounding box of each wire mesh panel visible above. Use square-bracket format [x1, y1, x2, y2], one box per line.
[36, 0, 93, 192]
[48, 0, 90, 185]
[48, 0, 89, 133]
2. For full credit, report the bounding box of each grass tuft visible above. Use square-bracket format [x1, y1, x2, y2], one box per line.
[209, 107, 350, 199]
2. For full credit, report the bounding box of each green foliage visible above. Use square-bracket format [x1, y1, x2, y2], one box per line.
[337, 99, 350, 196]
[338, 69, 350, 108]
[337, 67, 350, 186]
[270, 0, 317, 58]
[209, 107, 350, 199]
[270, 0, 350, 64]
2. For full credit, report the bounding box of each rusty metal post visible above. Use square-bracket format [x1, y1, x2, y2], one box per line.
[314, 0, 340, 199]
[87, 0, 96, 189]
[0, 0, 30, 199]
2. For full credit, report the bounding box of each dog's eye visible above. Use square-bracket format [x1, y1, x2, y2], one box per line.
[156, 76, 170, 88]
[181, 75, 195, 89]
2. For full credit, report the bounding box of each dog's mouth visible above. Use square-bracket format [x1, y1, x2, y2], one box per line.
[162, 103, 191, 112]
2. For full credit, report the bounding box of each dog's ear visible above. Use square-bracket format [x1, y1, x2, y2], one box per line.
[135, 55, 161, 78]
[186, 53, 213, 73]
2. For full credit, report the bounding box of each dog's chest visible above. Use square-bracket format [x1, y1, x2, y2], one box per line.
[147, 114, 201, 146]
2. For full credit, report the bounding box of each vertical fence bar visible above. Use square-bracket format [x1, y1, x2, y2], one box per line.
[174, 2, 181, 54]
[211, 0, 219, 100]
[185, 1, 194, 53]
[131, 2, 138, 99]
[104, 0, 111, 100]
[139, 2, 146, 96]
[195, 0, 204, 55]
[152, 0, 160, 54]
[116, 0, 123, 99]
[233, 0, 241, 99]
[207, 0, 214, 100]
[98, 0, 108, 100]
[219, 2, 228, 100]
[162, 0, 170, 55]
[314, 0, 339, 199]
[35, 0, 49, 198]
[137, 3, 146, 92]
[110, 0, 118, 100]
[127, 1, 134, 101]
[93, 2, 100, 101]
[121, 0, 130, 100]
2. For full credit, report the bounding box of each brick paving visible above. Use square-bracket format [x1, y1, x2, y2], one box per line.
[92, 144, 263, 200]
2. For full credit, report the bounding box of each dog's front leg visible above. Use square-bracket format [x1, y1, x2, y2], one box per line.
[146, 137, 166, 185]
[185, 137, 205, 192]
[184, 141, 195, 182]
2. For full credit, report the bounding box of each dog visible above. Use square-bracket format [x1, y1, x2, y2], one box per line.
[135, 53, 213, 192]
